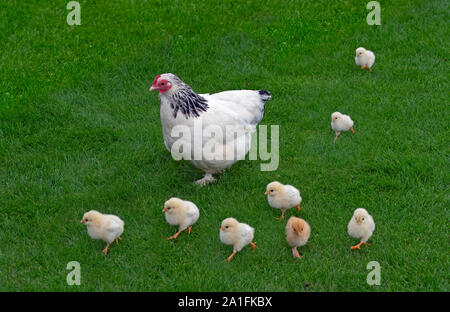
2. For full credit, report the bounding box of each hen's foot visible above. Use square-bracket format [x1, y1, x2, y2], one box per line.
[195, 173, 216, 186]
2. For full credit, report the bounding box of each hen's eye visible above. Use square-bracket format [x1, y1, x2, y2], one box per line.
[161, 82, 165, 86]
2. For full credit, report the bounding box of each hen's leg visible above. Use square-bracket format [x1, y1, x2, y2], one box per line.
[195, 173, 216, 186]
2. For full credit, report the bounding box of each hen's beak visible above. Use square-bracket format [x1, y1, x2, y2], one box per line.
[149, 85, 157, 91]
[80, 219, 85, 224]
[264, 190, 269, 195]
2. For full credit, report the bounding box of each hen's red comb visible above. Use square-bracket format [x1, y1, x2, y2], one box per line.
[152, 74, 161, 86]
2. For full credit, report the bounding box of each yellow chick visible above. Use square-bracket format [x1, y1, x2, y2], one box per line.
[219, 217, 257, 262]
[163, 197, 200, 240]
[80, 210, 124, 255]
[285, 216, 311, 258]
[265, 181, 302, 220]
[347, 208, 375, 250]
[355, 47, 375, 71]
[331, 112, 354, 142]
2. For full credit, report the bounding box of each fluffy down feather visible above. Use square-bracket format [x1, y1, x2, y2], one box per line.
[286, 216, 311, 258]
[355, 47, 375, 70]
[265, 181, 302, 220]
[348, 208, 375, 250]
[220, 217, 257, 262]
[163, 197, 200, 240]
[80, 210, 124, 254]
[331, 112, 354, 141]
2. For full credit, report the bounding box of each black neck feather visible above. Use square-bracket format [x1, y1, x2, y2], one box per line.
[170, 87, 209, 119]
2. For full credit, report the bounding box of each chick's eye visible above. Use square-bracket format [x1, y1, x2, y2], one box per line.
[270, 190, 274, 192]
[225, 226, 229, 229]
[85, 219, 88, 222]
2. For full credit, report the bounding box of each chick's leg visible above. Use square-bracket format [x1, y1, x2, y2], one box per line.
[250, 242, 257, 250]
[361, 65, 368, 69]
[115, 236, 122, 245]
[292, 247, 302, 258]
[187, 226, 192, 234]
[226, 251, 237, 262]
[102, 243, 111, 255]
[334, 132, 340, 142]
[351, 242, 364, 250]
[296, 203, 301, 211]
[167, 230, 183, 240]
[350, 127, 355, 133]
[276, 210, 286, 221]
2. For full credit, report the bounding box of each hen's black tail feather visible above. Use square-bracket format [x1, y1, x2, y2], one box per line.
[259, 90, 271, 103]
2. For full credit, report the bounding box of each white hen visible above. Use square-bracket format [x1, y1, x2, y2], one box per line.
[355, 47, 375, 71]
[348, 208, 375, 250]
[331, 112, 354, 141]
[80, 210, 124, 255]
[150, 73, 271, 185]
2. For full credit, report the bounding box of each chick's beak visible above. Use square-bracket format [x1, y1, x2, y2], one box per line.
[357, 217, 361, 224]
[264, 190, 269, 195]
[220, 226, 225, 231]
[80, 219, 85, 224]
[162, 207, 167, 212]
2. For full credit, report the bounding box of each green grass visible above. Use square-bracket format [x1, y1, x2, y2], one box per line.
[0, 0, 449, 291]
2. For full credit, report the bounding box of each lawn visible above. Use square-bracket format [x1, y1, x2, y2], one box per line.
[0, 0, 448, 291]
